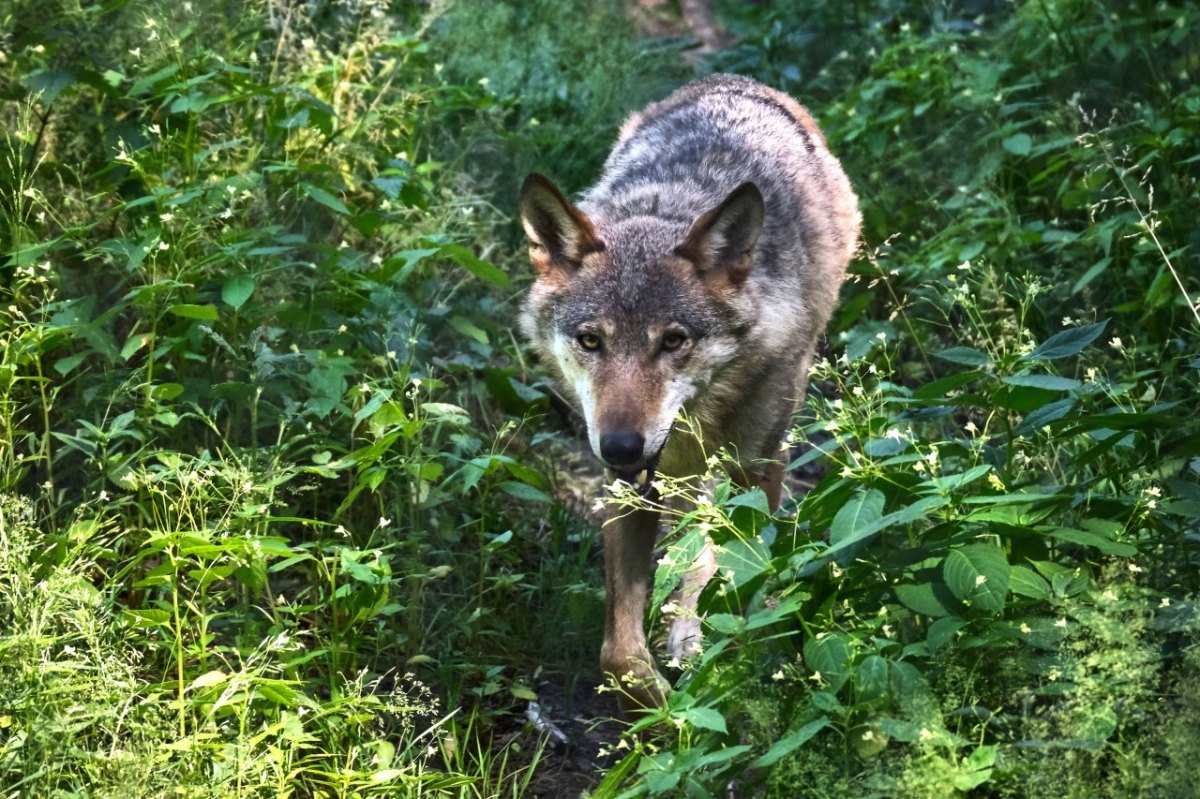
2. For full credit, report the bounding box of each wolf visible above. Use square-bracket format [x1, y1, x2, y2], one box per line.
[518, 74, 860, 712]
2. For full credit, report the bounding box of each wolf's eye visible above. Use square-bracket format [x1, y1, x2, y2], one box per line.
[577, 333, 603, 352]
[662, 332, 688, 352]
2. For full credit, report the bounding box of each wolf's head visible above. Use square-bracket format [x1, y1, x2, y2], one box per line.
[518, 173, 765, 491]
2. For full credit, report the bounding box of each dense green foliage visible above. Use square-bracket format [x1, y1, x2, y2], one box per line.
[1, 1, 1197, 797]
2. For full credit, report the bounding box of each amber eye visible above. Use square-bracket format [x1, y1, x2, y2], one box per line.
[662, 331, 688, 352]
[577, 332, 603, 352]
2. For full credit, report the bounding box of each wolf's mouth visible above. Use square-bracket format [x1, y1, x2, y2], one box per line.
[604, 454, 662, 497]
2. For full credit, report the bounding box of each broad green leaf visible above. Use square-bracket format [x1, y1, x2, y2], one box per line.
[1016, 398, 1076, 436]
[54, 352, 87, 376]
[934, 346, 993, 367]
[442, 243, 511, 288]
[804, 633, 852, 691]
[944, 544, 1010, 614]
[189, 670, 228, 691]
[168, 303, 219, 321]
[1021, 319, 1109, 361]
[303, 183, 350, 215]
[823, 495, 948, 560]
[123, 608, 171, 628]
[830, 489, 884, 547]
[151, 382, 184, 401]
[954, 745, 997, 791]
[222, 275, 254, 309]
[1049, 528, 1136, 556]
[1002, 133, 1032, 155]
[855, 655, 889, 703]
[680, 706, 727, 733]
[1009, 564, 1051, 599]
[497, 481, 550, 503]
[25, 68, 76, 105]
[449, 315, 489, 344]
[752, 718, 830, 768]
[927, 464, 992, 493]
[726, 487, 772, 515]
[692, 745, 753, 769]
[927, 615, 966, 652]
[895, 582, 958, 617]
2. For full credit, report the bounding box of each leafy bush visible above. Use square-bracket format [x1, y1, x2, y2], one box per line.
[1, 1, 1197, 797]
[0, 1, 576, 795]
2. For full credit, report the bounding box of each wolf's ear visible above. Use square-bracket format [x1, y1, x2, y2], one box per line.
[520, 173, 602, 278]
[676, 182, 764, 283]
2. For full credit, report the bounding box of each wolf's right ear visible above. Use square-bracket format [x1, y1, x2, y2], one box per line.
[676, 182, 764, 284]
[519, 173, 602, 279]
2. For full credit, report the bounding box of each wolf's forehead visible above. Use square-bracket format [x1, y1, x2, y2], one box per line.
[551, 265, 720, 337]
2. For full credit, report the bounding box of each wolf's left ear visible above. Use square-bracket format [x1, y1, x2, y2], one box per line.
[676, 182, 764, 283]
[520, 173, 602, 279]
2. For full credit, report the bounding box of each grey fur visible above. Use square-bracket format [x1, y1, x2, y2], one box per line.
[518, 74, 860, 711]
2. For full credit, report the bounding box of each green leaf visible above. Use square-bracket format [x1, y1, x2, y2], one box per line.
[122, 609, 171, 628]
[497, 481, 550, 503]
[25, 68, 76, 105]
[54, 352, 87, 376]
[222, 275, 254, 309]
[1000, 374, 1081, 391]
[680, 706, 727, 733]
[752, 718, 830, 768]
[1009, 564, 1052, 599]
[726, 487, 772, 515]
[151, 382, 184, 401]
[449, 315, 489, 344]
[944, 544, 1010, 614]
[829, 489, 884, 547]
[803, 633, 852, 691]
[934, 346, 993, 367]
[1016, 398, 1076, 436]
[303, 183, 350, 215]
[1021, 319, 1109, 361]
[895, 582, 959, 617]
[168, 303, 219, 321]
[1002, 133, 1032, 155]
[855, 655, 889, 703]
[1049, 528, 1137, 556]
[927, 616, 966, 652]
[441, 243, 511, 288]
[954, 745, 997, 790]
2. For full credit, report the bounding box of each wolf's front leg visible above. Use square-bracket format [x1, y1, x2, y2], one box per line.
[600, 504, 669, 713]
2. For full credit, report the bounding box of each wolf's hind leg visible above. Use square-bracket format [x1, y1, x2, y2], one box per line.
[666, 537, 718, 660]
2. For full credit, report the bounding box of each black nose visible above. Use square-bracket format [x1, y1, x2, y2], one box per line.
[599, 430, 645, 467]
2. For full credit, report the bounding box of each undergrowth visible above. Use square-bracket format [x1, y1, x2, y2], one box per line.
[1, 1, 1197, 798]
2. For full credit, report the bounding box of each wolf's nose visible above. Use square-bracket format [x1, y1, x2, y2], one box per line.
[600, 431, 645, 467]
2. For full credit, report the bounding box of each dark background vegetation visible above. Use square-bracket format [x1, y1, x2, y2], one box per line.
[1, 1, 1197, 797]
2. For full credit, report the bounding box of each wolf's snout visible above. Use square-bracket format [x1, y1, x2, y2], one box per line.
[599, 430, 645, 467]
